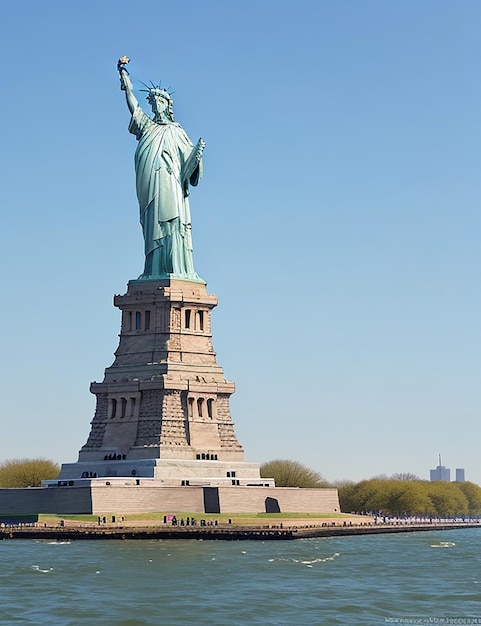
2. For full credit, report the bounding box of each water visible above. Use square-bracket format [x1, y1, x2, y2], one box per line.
[1, 529, 481, 625]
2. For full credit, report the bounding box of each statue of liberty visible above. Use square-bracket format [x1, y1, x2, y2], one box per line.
[117, 57, 205, 281]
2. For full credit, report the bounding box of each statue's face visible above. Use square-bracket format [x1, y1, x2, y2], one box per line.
[151, 95, 174, 121]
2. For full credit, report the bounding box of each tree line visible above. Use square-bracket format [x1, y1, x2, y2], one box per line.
[261, 460, 481, 517]
[336, 478, 481, 517]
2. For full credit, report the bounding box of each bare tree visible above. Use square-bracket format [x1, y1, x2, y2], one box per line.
[260, 459, 328, 488]
[0, 458, 60, 488]
[390, 472, 421, 481]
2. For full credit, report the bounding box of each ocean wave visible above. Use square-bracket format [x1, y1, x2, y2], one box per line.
[270, 553, 340, 565]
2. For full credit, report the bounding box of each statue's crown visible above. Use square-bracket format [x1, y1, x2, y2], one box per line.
[140, 82, 173, 103]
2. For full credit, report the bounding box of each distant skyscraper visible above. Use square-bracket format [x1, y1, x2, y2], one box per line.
[430, 454, 451, 481]
[455, 468, 465, 482]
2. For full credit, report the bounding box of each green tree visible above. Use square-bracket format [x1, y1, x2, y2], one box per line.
[426, 482, 468, 517]
[378, 480, 432, 516]
[454, 482, 481, 515]
[0, 458, 60, 488]
[335, 480, 358, 512]
[350, 479, 386, 512]
[260, 459, 328, 488]
[340, 479, 431, 516]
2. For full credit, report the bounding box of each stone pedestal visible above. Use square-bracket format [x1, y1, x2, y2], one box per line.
[46, 276, 341, 516]
[78, 279, 244, 464]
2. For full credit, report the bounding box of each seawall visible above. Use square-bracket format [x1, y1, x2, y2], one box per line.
[2, 521, 480, 541]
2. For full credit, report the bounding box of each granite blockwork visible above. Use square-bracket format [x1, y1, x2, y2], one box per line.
[79, 279, 244, 463]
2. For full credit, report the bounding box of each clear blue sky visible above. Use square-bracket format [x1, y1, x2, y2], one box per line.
[0, 1, 479, 484]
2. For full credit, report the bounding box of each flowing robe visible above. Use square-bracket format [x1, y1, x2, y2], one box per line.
[128, 105, 203, 280]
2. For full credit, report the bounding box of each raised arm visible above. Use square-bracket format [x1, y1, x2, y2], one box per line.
[117, 56, 138, 115]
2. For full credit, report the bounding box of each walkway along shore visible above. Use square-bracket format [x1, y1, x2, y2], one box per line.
[1, 521, 480, 541]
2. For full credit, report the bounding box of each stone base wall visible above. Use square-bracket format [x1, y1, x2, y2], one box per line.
[90, 485, 340, 514]
[0, 487, 93, 515]
[91, 485, 205, 514]
[0, 484, 340, 516]
[218, 487, 340, 514]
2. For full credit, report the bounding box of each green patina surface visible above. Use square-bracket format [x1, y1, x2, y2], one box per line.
[118, 58, 205, 282]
